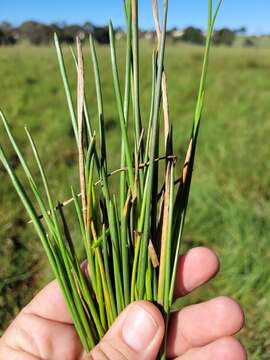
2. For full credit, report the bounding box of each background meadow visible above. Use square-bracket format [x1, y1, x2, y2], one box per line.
[0, 40, 270, 358]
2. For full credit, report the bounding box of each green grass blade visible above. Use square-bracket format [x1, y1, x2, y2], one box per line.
[94, 253, 106, 329]
[108, 200, 124, 313]
[137, 0, 168, 299]
[119, 0, 132, 306]
[0, 112, 59, 236]
[89, 35, 107, 169]
[0, 144, 94, 349]
[101, 225, 117, 321]
[54, 33, 79, 146]
[164, 164, 174, 312]
[24, 127, 62, 235]
[108, 21, 135, 192]
[169, 0, 223, 307]
[131, 0, 143, 155]
[193, 0, 223, 134]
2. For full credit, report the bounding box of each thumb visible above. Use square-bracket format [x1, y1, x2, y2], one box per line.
[85, 300, 165, 360]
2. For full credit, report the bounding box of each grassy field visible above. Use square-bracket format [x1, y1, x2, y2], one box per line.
[0, 42, 270, 358]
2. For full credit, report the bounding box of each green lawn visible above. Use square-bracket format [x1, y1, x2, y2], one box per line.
[1, 42, 270, 358]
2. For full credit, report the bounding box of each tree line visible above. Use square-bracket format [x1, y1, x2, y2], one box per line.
[0, 21, 251, 47]
[0, 21, 109, 45]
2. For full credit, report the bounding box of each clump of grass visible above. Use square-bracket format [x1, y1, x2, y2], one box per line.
[0, 0, 222, 357]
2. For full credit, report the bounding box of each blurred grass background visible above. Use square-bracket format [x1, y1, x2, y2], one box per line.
[0, 42, 270, 358]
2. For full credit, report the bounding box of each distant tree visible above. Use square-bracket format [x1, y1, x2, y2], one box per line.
[0, 29, 6, 45]
[45, 23, 65, 43]
[93, 26, 109, 44]
[0, 27, 16, 45]
[14, 21, 109, 45]
[18, 21, 52, 45]
[83, 22, 94, 34]
[49, 23, 62, 34]
[61, 24, 85, 43]
[0, 22, 12, 32]
[213, 28, 236, 46]
[181, 26, 204, 45]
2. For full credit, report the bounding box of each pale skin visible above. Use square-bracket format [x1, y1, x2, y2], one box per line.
[0, 247, 246, 360]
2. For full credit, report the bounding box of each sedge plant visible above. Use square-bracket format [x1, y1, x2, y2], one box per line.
[0, 0, 223, 357]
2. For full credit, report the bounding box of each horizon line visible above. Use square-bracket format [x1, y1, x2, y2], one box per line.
[1, 19, 266, 36]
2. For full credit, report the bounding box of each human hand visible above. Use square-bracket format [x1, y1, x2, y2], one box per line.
[0, 247, 246, 359]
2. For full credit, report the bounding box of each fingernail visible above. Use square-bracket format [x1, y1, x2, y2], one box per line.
[122, 305, 158, 352]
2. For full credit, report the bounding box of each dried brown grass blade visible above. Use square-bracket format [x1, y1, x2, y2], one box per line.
[148, 239, 159, 268]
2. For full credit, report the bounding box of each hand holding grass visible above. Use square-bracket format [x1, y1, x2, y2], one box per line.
[0, 247, 246, 359]
[0, 0, 238, 357]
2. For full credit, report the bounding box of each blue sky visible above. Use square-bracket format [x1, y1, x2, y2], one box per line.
[1, 1, 268, 34]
